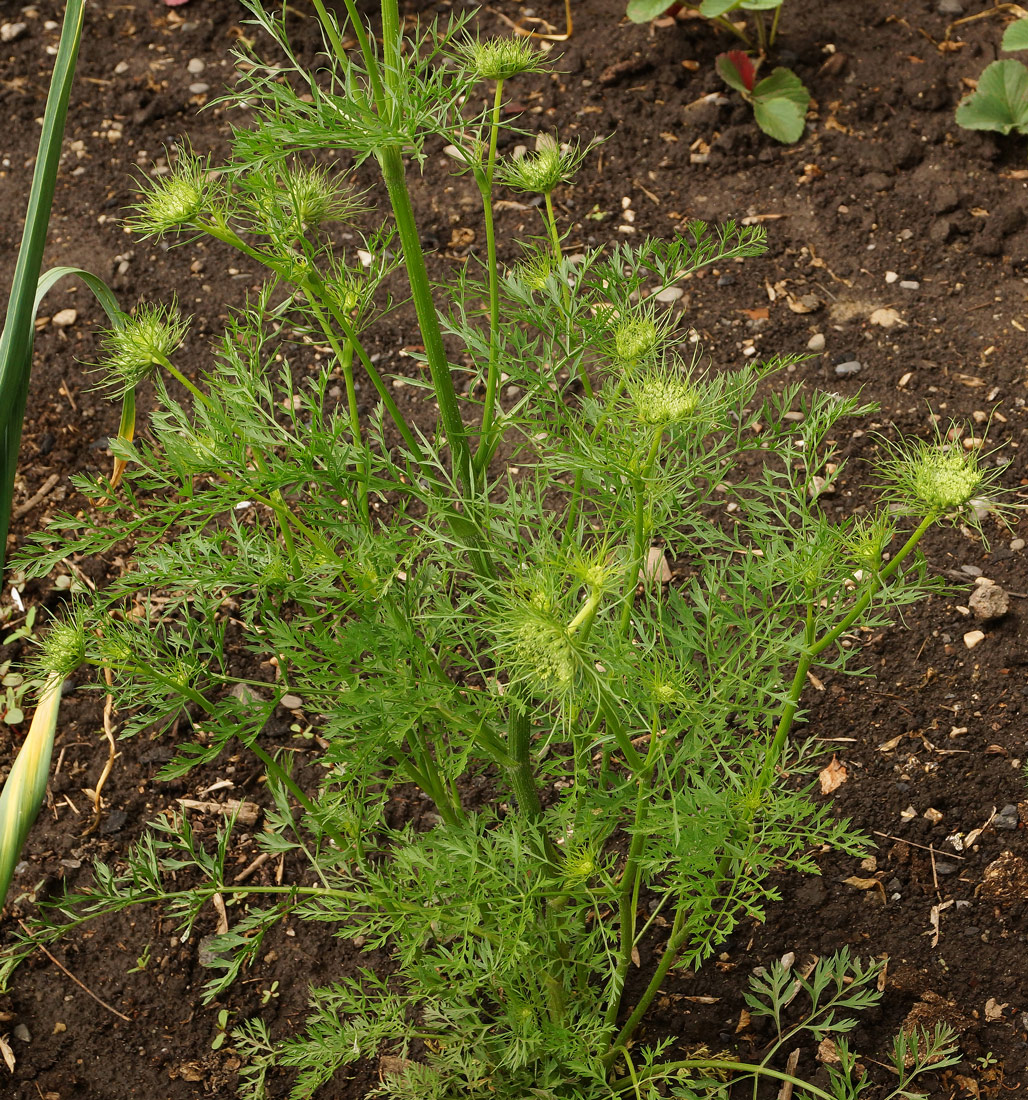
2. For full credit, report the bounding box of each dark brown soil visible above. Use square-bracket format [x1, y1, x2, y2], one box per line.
[2, 0, 1028, 1097]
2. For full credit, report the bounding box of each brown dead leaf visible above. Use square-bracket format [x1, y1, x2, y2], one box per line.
[817, 1037, 841, 1066]
[842, 875, 886, 903]
[787, 293, 822, 314]
[740, 307, 770, 321]
[681, 995, 720, 1004]
[0, 1034, 14, 1073]
[984, 998, 1007, 1022]
[736, 1008, 751, 1033]
[819, 756, 848, 794]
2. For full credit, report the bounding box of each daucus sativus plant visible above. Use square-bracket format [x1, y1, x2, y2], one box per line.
[2, 1, 991, 1097]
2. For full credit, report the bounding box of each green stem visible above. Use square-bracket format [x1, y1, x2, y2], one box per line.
[155, 354, 210, 410]
[543, 190, 563, 262]
[604, 906, 687, 1068]
[378, 144, 473, 490]
[506, 700, 543, 819]
[769, 4, 782, 46]
[474, 80, 506, 474]
[603, 728, 657, 1032]
[619, 428, 664, 636]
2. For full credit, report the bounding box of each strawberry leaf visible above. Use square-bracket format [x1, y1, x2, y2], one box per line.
[626, 0, 676, 21]
[955, 59, 1028, 135]
[717, 50, 757, 94]
[751, 67, 810, 143]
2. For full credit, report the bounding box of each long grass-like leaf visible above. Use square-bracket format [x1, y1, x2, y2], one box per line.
[0, 0, 87, 582]
[0, 674, 63, 906]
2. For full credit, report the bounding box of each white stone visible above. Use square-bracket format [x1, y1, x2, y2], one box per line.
[51, 308, 77, 327]
[187, 57, 205, 75]
[807, 332, 825, 352]
[962, 629, 985, 650]
[0, 23, 27, 42]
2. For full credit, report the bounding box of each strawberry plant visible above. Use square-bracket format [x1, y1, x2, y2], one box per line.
[626, 0, 810, 143]
[956, 18, 1028, 144]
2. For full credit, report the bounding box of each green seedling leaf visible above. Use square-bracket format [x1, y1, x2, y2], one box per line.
[1001, 18, 1028, 53]
[717, 50, 757, 94]
[627, 0, 676, 21]
[752, 67, 810, 143]
[741, 0, 783, 8]
[956, 59, 1028, 134]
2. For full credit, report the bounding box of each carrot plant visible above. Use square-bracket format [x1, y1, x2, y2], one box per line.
[3, 2, 994, 1097]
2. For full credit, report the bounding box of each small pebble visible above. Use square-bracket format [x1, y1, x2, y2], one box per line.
[960, 564, 982, 576]
[807, 332, 825, 352]
[189, 82, 210, 95]
[13, 1024, 30, 1043]
[934, 861, 958, 876]
[187, 57, 206, 75]
[51, 308, 77, 327]
[716, 273, 735, 287]
[1010, 538, 1025, 551]
[655, 286, 684, 303]
[113, 60, 129, 75]
[884, 271, 898, 283]
[994, 804, 1020, 830]
[0, 22, 28, 42]
[924, 807, 944, 824]
[963, 629, 985, 650]
[899, 280, 920, 290]
[937, 0, 963, 12]
[969, 583, 1009, 622]
[280, 694, 304, 710]
[834, 360, 862, 377]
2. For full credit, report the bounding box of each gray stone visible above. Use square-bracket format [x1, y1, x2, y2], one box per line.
[937, 0, 963, 16]
[969, 583, 1009, 622]
[994, 804, 1020, 830]
[834, 360, 862, 377]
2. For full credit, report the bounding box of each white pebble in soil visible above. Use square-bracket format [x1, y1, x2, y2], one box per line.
[807, 332, 825, 352]
[187, 57, 206, 75]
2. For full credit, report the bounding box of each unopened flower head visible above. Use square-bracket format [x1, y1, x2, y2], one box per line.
[843, 510, 894, 571]
[497, 136, 588, 195]
[39, 616, 87, 679]
[510, 250, 553, 293]
[561, 840, 598, 883]
[458, 36, 543, 82]
[505, 604, 577, 694]
[630, 370, 699, 426]
[280, 165, 361, 233]
[100, 303, 189, 393]
[885, 439, 990, 517]
[613, 316, 660, 365]
[129, 152, 211, 238]
[564, 543, 619, 591]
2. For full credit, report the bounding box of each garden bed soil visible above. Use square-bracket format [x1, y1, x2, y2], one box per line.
[2, 0, 1028, 1097]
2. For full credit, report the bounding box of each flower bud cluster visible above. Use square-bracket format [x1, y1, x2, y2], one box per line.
[129, 152, 212, 238]
[458, 36, 542, 82]
[630, 372, 699, 426]
[100, 303, 189, 394]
